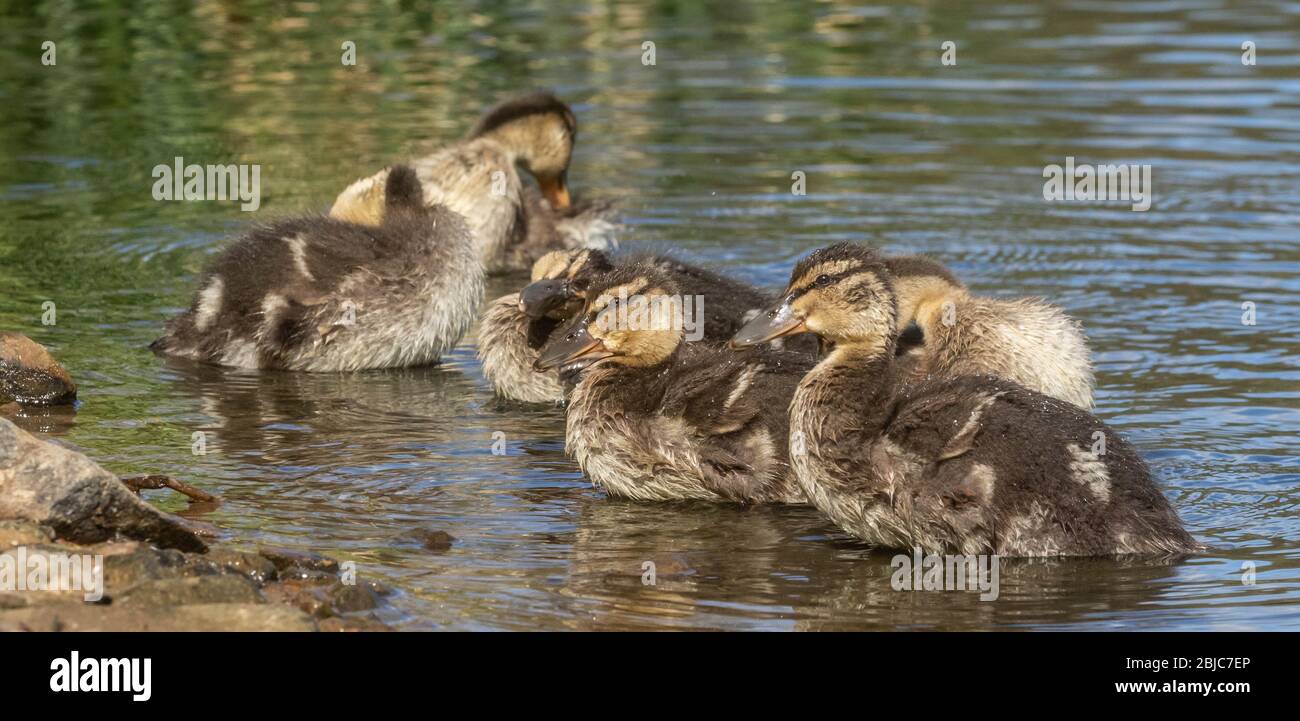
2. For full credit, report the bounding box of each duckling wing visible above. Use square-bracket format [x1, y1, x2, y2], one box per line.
[887, 375, 1015, 463]
[661, 351, 765, 437]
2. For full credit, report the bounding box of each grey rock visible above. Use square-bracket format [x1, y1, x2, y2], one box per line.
[258, 546, 340, 574]
[116, 575, 264, 607]
[0, 418, 205, 552]
[205, 548, 278, 584]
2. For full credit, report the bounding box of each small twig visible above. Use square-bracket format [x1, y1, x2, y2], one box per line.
[120, 474, 220, 503]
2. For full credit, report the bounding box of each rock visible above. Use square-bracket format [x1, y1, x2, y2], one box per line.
[258, 546, 339, 574]
[404, 528, 456, 552]
[0, 418, 205, 552]
[116, 575, 263, 607]
[318, 614, 393, 632]
[0, 602, 316, 632]
[0, 519, 54, 548]
[0, 332, 76, 405]
[205, 548, 278, 584]
[100, 544, 216, 593]
[262, 579, 334, 618]
[328, 582, 380, 613]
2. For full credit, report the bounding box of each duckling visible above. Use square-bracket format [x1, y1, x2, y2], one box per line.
[330, 92, 615, 275]
[476, 291, 569, 404]
[885, 254, 1095, 408]
[519, 248, 785, 341]
[152, 165, 482, 372]
[731, 243, 1197, 557]
[534, 263, 817, 503]
[479, 247, 817, 404]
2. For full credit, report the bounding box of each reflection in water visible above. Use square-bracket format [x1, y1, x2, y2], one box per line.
[0, 0, 1297, 629]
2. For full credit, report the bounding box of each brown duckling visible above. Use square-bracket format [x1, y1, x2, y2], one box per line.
[534, 263, 816, 503]
[330, 92, 616, 275]
[731, 243, 1197, 557]
[885, 254, 1095, 408]
[153, 166, 482, 372]
[479, 248, 817, 404]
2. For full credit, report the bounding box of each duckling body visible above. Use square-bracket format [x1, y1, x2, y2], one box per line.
[535, 264, 815, 503]
[887, 255, 1095, 408]
[387, 92, 615, 274]
[153, 166, 482, 372]
[477, 292, 568, 404]
[479, 248, 815, 403]
[733, 244, 1197, 557]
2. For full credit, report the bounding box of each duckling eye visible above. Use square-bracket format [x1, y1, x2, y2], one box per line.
[814, 274, 833, 288]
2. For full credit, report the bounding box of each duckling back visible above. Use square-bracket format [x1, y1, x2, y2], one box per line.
[885, 375, 1196, 556]
[928, 295, 1096, 408]
[889, 255, 1095, 407]
[153, 166, 482, 372]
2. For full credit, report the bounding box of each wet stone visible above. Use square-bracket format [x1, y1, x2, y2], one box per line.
[328, 582, 380, 613]
[258, 546, 340, 574]
[0, 332, 76, 406]
[116, 574, 264, 607]
[404, 528, 456, 552]
[205, 548, 278, 584]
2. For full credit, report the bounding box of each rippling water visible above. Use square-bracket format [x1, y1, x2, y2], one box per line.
[1, 0, 1297, 630]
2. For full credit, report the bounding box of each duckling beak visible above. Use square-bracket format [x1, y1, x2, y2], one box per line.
[728, 295, 807, 349]
[519, 278, 571, 319]
[533, 320, 613, 371]
[538, 173, 571, 210]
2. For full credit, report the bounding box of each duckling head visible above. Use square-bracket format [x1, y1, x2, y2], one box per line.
[468, 91, 577, 210]
[730, 243, 897, 353]
[519, 249, 614, 320]
[533, 265, 684, 371]
[327, 165, 429, 227]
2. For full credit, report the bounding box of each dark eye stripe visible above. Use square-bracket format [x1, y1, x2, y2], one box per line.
[789, 268, 862, 298]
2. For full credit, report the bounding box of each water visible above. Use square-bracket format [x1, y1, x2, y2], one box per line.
[1, 0, 1297, 630]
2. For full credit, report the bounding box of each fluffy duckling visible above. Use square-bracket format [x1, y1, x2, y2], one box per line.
[517, 248, 784, 342]
[731, 243, 1197, 557]
[885, 254, 1095, 408]
[534, 263, 816, 503]
[152, 166, 482, 372]
[476, 290, 569, 404]
[479, 248, 817, 404]
[330, 92, 615, 275]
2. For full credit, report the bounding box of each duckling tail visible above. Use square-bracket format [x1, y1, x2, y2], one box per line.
[383, 165, 425, 216]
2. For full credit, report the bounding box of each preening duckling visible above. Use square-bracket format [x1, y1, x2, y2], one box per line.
[476, 291, 569, 404]
[519, 248, 822, 348]
[534, 263, 816, 503]
[731, 243, 1197, 557]
[886, 254, 1095, 408]
[152, 166, 482, 372]
[331, 92, 616, 274]
[479, 248, 817, 404]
